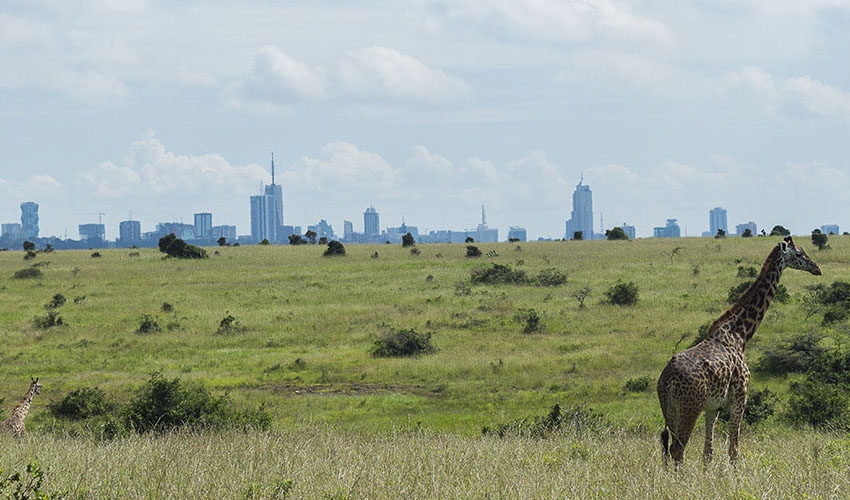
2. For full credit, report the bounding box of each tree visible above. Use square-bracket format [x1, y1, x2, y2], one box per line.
[605, 227, 628, 240]
[305, 230, 317, 244]
[715, 229, 726, 239]
[811, 229, 829, 251]
[158, 233, 208, 259]
[323, 240, 346, 257]
[288, 234, 305, 245]
[217, 237, 227, 246]
[572, 231, 583, 241]
[770, 225, 790, 237]
[401, 232, 415, 247]
[23, 240, 36, 252]
[742, 229, 753, 238]
[465, 236, 475, 243]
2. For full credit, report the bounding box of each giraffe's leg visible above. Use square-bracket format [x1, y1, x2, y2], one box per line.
[728, 403, 745, 464]
[703, 409, 718, 465]
[668, 412, 699, 467]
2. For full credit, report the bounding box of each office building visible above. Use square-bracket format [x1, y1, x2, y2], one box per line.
[821, 224, 840, 235]
[736, 221, 757, 237]
[79, 223, 105, 241]
[364, 206, 380, 236]
[250, 154, 285, 243]
[508, 226, 527, 242]
[194, 213, 212, 240]
[709, 207, 728, 237]
[20, 202, 39, 239]
[654, 219, 681, 238]
[565, 176, 593, 240]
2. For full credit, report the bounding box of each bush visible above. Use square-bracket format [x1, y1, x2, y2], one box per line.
[33, 309, 63, 329]
[123, 372, 270, 433]
[470, 263, 528, 285]
[624, 376, 653, 393]
[46, 293, 66, 309]
[534, 268, 567, 287]
[217, 314, 243, 334]
[604, 281, 639, 306]
[13, 267, 42, 279]
[50, 387, 113, 420]
[401, 232, 415, 247]
[466, 245, 482, 257]
[158, 233, 208, 259]
[784, 349, 850, 429]
[371, 328, 435, 357]
[728, 281, 752, 304]
[515, 308, 542, 333]
[137, 314, 162, 334]
[323, 240, 346, 256]
[755, 332, 826, 375]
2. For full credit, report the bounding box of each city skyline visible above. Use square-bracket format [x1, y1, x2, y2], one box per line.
[2, 2, 849, 240]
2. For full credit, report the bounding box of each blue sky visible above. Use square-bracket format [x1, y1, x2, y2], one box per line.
[1, 0, 849, 240]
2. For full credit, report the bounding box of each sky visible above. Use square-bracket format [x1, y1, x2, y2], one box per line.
[1, 0, 849, 241]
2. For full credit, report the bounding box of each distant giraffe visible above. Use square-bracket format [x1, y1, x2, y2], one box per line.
[3, 377, 42, 437]
[657, 237, 821, 467]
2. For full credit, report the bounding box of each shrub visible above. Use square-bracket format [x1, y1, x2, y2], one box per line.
[755, 332, 826, 375]
[123, 372, 269, 433]
[534, 268, 567, 287]
[33, 309, 64, 329]
[624, 376, 653, 393]
[217, 313, 243, 334]
[604, 281, 639, 306]
[46, 293, 66, 309]
[137, 314, 162, 334]
[728, 281, 752, 304]
[785, 349, 850, 429]
[371, 328, 435, 357]
[323, 240, 346, 256]
[737, 266, 758, 279]
[0, 462, 61, 499]
[515, 308, 543, 333]
[470, 263, 528, 285]
[49, 387, 113, 420]
[158, 233, 208, 259]
[401, 232, 415, 247]
[466, 245, 482, 257]
[13, 267, 42, 279]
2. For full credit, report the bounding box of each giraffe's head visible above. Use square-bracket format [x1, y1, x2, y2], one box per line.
[780, 236, 822, 275]
[30, 377, 41, 395]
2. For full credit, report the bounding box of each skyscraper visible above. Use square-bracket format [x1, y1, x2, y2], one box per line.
[364, 206, 379, 236]
[119, 220, 141, 246]
[20, 202, 39, 239]
[709, 207, 728, 236]
[249, 154, 285, 243]
[565, 176, 593, 240]
[194, 213, 213, 240]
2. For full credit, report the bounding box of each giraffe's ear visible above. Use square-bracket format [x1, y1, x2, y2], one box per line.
[784, 236, 795, 246]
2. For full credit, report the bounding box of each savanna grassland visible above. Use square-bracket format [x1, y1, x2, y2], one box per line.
[1, 236, 849, 498]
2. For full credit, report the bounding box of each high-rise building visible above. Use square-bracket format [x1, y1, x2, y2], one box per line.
[119, 220, 141, 246]
[736, 221, 757, 237]
[654, 219, 681, 238]
[565, 176, 593, 240]
[364, 206, 380, 236]
[249, 154, 285, 243]
[821, 224, 840, 235]
[507, 227, 527, 242]
[709, 207, 728, 237]
[79, 223, 105, 241]
[194, 213, 213, 240]
[20, 202, 39, 239]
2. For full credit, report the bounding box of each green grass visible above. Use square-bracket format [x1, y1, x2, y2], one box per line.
[1, 237, 843, 434]
[1, 236, 847, 497]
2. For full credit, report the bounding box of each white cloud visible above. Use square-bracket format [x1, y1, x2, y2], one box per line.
[783, 75, 850, 117]
[80, 130, 269, 198]
[339, 46, 469, 103]
[406, 146, 454, 175]
[242, 46, 329, 103]
[0, 13, 52, 47]
[287, 141, 398, 191]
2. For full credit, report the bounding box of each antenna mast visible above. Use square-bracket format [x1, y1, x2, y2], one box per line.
[271, 152, 275, 185]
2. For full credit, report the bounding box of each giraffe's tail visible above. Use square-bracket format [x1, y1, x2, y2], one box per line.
[660, 427, 670, 464]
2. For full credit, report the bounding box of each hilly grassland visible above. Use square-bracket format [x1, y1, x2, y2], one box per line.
[1, 236, 848, 498]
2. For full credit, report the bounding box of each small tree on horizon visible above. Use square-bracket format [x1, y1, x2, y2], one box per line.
[742, 229, 753, 238]
[605, 227, 629, 240]
[401, 232, 415, 247]
[770, 225, 791, 237]
[572, 231, 583, 241]
[715, 229, 726, 239]
[811, 229, 829, 251]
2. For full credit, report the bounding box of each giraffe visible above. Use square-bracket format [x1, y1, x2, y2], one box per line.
[2, 377, 42, 437]
[657, 237, 821, 467]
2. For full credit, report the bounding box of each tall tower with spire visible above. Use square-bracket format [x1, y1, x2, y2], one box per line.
[565, 174, 594, 240]
[250, 153, 285, 243]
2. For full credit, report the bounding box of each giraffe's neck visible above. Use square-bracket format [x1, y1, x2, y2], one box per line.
[13, 385, 38, 418]
[711, 244, 784, 348]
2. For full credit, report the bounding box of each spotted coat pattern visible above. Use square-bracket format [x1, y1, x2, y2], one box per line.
[657, 238, 821, 467]
[2, 377, 41, 437]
